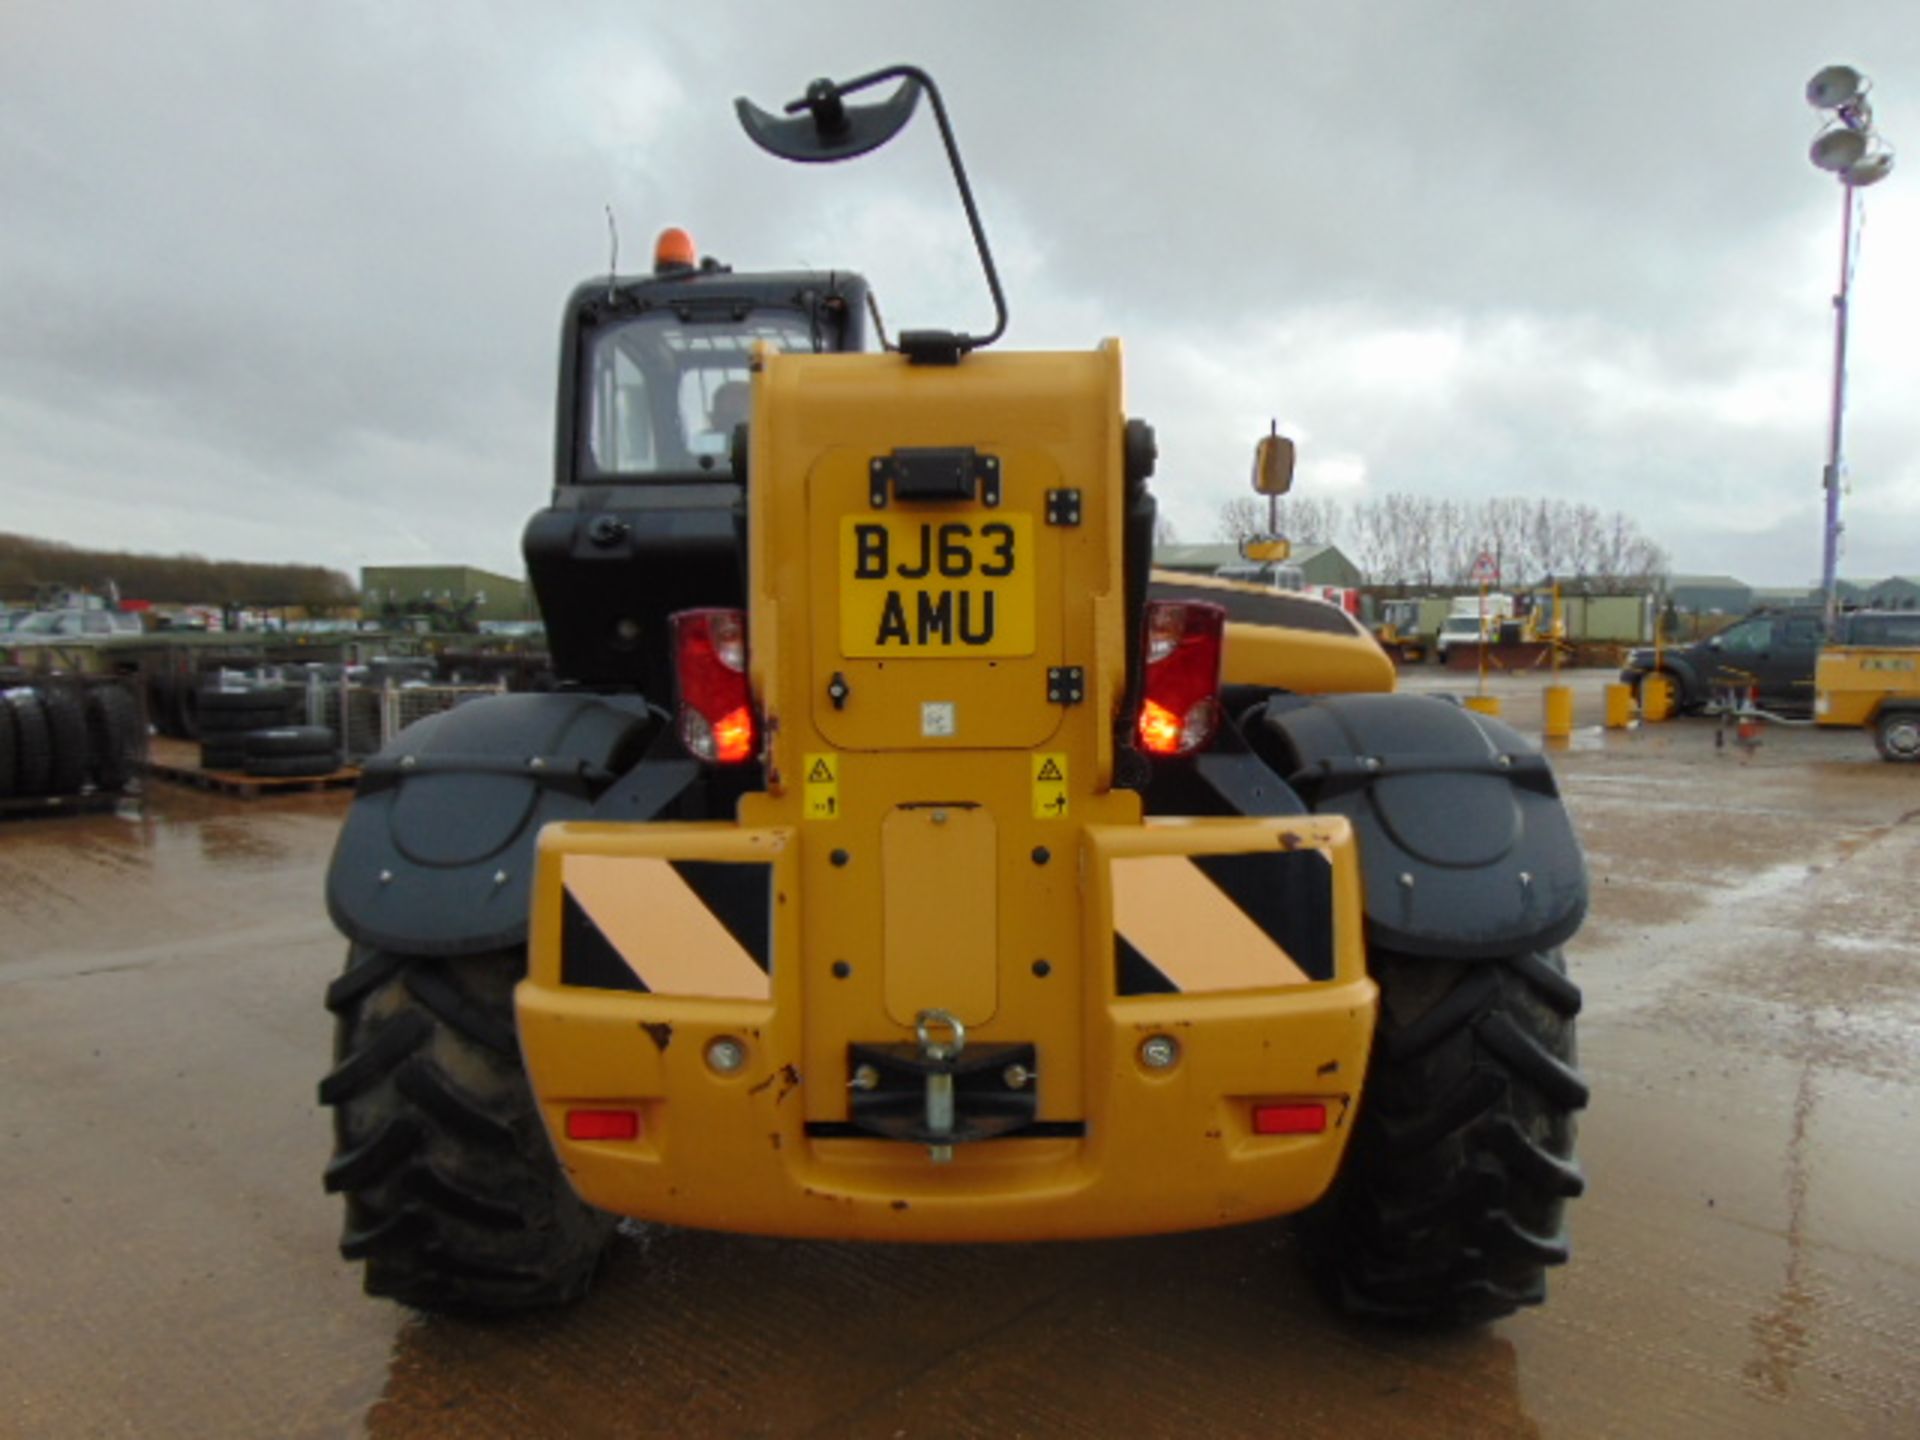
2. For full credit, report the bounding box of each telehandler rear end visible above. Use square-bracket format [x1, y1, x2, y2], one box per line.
[320, 66, 1588, 1326]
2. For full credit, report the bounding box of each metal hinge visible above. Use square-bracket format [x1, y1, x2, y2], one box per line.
[1047, 667, 1085, 705]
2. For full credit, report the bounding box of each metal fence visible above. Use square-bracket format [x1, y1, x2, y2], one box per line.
[307, 675, 506, 762]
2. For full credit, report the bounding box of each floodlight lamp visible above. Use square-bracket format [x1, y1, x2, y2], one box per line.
[1844, 150, 1895, 188]
[1806, 65, 1866, 111]
[1811, 126, 1868, 173]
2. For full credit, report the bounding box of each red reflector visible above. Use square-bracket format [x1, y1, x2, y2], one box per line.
[1135, 601, 1226, 756]
[1251, 1101, 1327, 1136]
[672, 608, 757, 764]
[565, 1109, 641, 1142]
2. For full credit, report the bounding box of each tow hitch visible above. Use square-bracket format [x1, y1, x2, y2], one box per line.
[846, 1010, 1038, 1162]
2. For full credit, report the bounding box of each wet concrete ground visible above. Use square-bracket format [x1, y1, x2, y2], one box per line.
[2, 671, 1915, 1438]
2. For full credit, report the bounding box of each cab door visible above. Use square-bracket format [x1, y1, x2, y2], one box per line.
[1708, 618, 1773, 694]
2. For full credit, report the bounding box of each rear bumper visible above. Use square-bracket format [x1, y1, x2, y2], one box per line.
[518, 814, 1375, 1242]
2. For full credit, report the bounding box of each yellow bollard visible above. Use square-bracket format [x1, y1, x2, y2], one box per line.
[1603, 682, 1633, 729]
[1543, 684, 1573, 738]
[1463, 694, 1502, 718]
[1640, 673, 1673, 723]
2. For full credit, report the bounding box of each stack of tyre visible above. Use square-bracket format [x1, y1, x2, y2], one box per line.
[198, 682, 340, 778]
[0, 681, 146, 800]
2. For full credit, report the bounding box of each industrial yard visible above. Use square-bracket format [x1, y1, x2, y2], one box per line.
[2, 670, 1914, 1439]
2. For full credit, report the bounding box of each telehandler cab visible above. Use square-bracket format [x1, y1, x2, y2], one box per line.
[321, 64, 1588, 1326]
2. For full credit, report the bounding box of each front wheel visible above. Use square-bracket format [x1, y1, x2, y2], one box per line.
[1874, 710, 1920, 763]
[1301, 949, 1588, 1326]
[320, 945, 615, 1314]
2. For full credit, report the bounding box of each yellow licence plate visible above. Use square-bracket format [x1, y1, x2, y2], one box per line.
[839, 514, 1035, 657]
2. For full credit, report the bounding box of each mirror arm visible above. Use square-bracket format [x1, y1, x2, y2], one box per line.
[752, 64, 1007, 359]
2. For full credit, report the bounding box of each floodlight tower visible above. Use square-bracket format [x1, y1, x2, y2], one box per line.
[1805, 65, 1895, 635]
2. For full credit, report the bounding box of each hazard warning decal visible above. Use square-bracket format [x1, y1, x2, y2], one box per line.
[1031, 752, 1069, 819]
[803, 752, 840, 820]
[1112, 850, 1335, 995]
[560, 854, 773, 999]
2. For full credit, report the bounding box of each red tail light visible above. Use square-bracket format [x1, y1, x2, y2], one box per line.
[1135, 601, 1226, 756]
[672, 608, 756, 764]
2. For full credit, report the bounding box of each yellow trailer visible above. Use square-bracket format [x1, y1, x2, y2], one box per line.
[1816, 644, 1920, 761]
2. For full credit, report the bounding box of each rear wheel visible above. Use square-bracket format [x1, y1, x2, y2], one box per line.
[1874, 710, 1920, 763]
[320, 945, 615, 1314]
[1303, 948, 1587, 1326]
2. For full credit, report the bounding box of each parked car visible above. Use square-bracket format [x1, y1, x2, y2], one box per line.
[6, 608, 144, 644]
[1621, 608, 1920, 714]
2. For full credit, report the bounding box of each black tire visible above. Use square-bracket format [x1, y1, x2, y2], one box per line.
[320, 946, 614, 1314]
[244, 725, 336, 759]
[175, 678, 202, 740]
[86, 684, 146, 790]
[244, 752, 340, 778]
[198, 688, 294, 735]
[1874, 710, 1920, 763]
[201, 684, 291, 713]
[200, 741, 248, 772]
[1302, 948, 1587, 1326]
[0, 698, 17, 799]
[6, 691, 53, 797]
[41, 685, 90, 795]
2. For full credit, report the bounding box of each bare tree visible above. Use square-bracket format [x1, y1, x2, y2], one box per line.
[1275, 496, 1345, 545]
[1215, 496, 1264, 544]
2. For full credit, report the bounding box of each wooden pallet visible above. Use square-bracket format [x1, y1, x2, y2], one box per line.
[141, 737, 359, 797]
[0, 789, 130, 822]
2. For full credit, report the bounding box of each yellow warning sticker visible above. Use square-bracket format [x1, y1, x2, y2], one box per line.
[804, 752, 840, 821]
[1032, 752, 1069, 820]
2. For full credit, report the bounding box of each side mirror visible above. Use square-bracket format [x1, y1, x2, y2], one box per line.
[1252, 433, 1295, 496]
[1707, 636, 1722, 650]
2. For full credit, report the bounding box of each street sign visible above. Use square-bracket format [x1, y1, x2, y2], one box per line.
[1471, 552, 1500, 585]
[1241, 536, 1292, 562]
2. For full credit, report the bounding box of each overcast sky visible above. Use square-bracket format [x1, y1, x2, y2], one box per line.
[4, 1, 1915, 587]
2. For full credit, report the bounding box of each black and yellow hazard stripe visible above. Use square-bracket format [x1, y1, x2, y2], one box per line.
[560, 854, 772, 999]
[1113, 850, 1334, 995]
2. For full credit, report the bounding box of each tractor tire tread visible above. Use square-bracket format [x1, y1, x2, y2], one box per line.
[325, 947, 407, 1014]
[404, 964, 519, 1057]
[316, 1009, 431, 1106]
[322, 947, 613, 1314]
[1302, 948, 1586, 1327]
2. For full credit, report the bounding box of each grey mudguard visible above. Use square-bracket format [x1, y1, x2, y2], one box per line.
[1259, 693, 1587, 960]
[326, 693, 681, 957]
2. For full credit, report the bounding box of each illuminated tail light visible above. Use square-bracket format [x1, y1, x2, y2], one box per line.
[565, 1108, 641, 1141]
[1135, 601, 1227, 756]
[1251, 1101, 1327, 1136]
[671, 608, 757, 764]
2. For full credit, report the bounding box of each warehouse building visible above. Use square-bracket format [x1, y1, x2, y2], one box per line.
[360, 565, 533, 623]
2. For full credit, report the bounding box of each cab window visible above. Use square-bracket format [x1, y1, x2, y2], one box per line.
[582, 310, 819, 478]
[1717, 620, 1771, 655]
